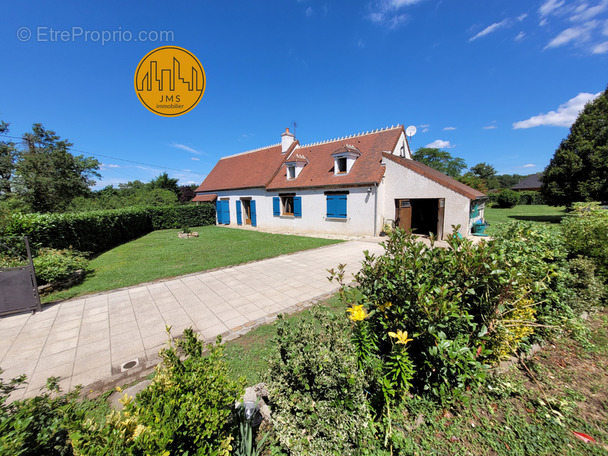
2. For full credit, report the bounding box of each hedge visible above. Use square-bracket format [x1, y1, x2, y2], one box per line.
[1, 205, 216, 254]
[488, 190, 544, 206]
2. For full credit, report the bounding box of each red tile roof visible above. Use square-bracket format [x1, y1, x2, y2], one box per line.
[191, 193, 217, 202]
[194, 126, 484, 201]
[382, 153, 486, 200]
[195, 144, 287, 192]
[266, 127, 402, 190]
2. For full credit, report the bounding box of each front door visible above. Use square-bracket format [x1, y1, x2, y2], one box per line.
[242, 199, 252, 225]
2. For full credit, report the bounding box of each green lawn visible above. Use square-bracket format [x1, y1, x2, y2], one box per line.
[44, 226, 342, 303]
[484, 204, 568, 234]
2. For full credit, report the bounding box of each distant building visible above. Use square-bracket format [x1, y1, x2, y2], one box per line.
[194, 126, 487, 239]
[511, 173, 542, 191]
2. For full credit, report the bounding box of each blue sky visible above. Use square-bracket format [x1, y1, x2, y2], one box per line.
[2, 0, 607, 188]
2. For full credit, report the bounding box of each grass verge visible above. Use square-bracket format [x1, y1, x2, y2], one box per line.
[484, 205, 568, 234]
[44, 226, 342, 303]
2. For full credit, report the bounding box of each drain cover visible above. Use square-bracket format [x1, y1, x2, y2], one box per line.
[120, 358, 140, 372]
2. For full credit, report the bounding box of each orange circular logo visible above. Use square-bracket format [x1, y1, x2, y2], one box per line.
[134, 46, 206, 117]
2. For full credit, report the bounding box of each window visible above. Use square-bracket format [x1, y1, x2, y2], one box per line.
[216, 199, 230, 225]
[326, 193, 347, 219]
[282, 196, 294, 215]
[273, 196, 302, 217]
[336, 157, 347, 174]
[287, 165, 296, 179]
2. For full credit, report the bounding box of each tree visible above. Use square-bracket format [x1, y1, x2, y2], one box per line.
[0, 121, 17, 198]
[149, 172, 180, 197]
[178, 185, 196, 203]
[467, 162, 499, 189]
[496, 174, 525, 189]
[470, 162, 496, 181]
[542, 86, 608, 205]
[14, 124, 100, 212]
[412, 148, 467, 178]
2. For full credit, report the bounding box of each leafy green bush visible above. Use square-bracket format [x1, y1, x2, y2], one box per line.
[561, 202, 608, 279]
[491, 222, 575, 342]
[0, 373, 79, 456]
[566, 256, 605, 313]
[517, 190, 544, 205]
[33, 248, 90, 285]
[494, 189, 520, 208]
[1, 205, 215, 254]
[265, 306, 374, 456]
[69, 329, 245, 456]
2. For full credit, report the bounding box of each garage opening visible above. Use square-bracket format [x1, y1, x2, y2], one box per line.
[395, 198, 445, 239]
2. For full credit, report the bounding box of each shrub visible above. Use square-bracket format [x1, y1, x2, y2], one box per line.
[349, 229, 512, 403]
[566, 256, 605, 313]
[265, 306, 374, 456]
[0, 373, 79, 456]
[0, 205, 215, 254]
[33, 248, 90, 285]
[517, 191, 544, 205]
[561, 202, 608, 279]
[69, 329, 245, 456]
[491, 222, 574, 340]
[494, 189, 520, 208]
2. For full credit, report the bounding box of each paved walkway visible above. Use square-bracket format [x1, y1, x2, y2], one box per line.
[0, 239, 385, 401]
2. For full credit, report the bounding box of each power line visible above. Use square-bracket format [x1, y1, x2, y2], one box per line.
[1, 134, 208, 177]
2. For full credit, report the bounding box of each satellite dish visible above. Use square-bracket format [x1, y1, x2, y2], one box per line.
[406, 125, 417, 137]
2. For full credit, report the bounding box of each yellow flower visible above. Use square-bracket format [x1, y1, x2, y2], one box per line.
[347, 305, 368, 322]
[378, 301, 393, 312]
[388, 330, 413, 345]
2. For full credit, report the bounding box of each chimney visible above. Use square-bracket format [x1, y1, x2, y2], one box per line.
[281, 127, 295, 153]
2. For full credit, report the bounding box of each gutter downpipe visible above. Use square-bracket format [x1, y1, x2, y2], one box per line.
[373, 182, 379, 236]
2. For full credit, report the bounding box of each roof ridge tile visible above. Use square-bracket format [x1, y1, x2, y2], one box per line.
[221, 142, 281, 159]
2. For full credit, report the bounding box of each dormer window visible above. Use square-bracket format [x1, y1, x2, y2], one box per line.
[331, 145, 361, 176]
[284, 154, 308, 180]
[287, 165, 296, 179]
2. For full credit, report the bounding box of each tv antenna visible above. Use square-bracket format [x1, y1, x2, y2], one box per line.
[292, 121, 298, 137]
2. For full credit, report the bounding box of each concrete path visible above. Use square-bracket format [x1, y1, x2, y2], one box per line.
[0, 239, 385, 401]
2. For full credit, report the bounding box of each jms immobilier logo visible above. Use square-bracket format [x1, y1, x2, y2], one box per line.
[134, 46, 206, 117]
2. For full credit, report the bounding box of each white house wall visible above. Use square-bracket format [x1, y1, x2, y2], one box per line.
[380, 159, 474, 237]
[214, 187, 378, 236]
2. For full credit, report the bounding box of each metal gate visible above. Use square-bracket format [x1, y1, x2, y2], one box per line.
[0, 236, 41, 316]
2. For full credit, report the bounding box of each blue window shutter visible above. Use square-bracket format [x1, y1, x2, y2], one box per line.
[216, 200, 223, 224]
[326, 195, 335, 218]
[236, 200, 242, 225]
[222, 200, 230, 225]
[250, 200, 257, 227]
[294, 196, 302, 217]
[273, 197, 280, 216]
[337, 195, 347, 218]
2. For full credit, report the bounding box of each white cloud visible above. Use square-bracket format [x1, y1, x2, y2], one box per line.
[171, 143, 201, 155]
[191, 157, 200, 161]
[306, 6, 313, 17]
[425, 139, 453, 149]
[545, 20, 599, 48]
[100, 163, 120, 170]
[469, 19, 509, 42]
[515, 31, 526, 41]
[539, 0, 565, 18]
[483, 125, 497, 130]
[418, 123, 430, 133]
[512, 91, 602, 129]
[571, 1, 608, 22]
[522, 164, 536, 168]
[517, 13, 528, 21]
[367, 0, 424, 29]
[442, 126, 456, 131]
[592, 40, 608, 53]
